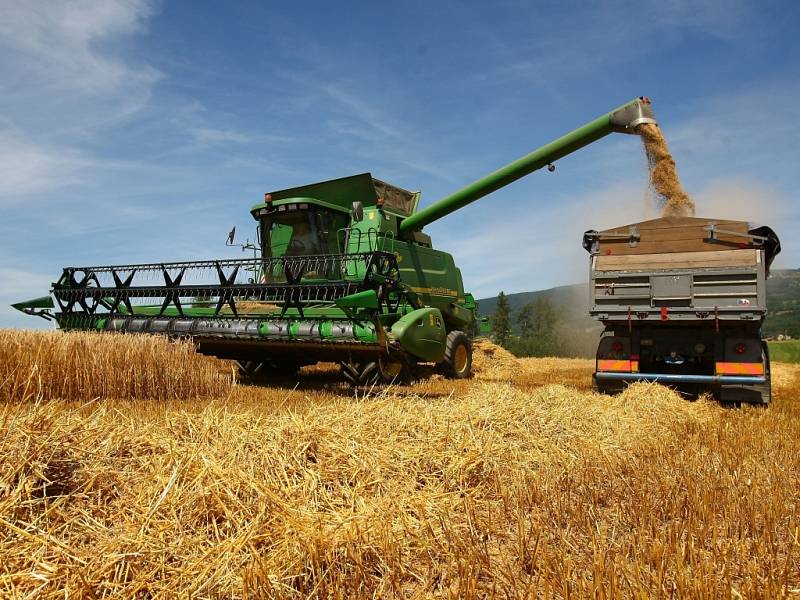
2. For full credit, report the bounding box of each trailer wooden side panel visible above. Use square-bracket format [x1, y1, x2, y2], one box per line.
[595, 249, 758, 271]
[595, 217, 756, 257]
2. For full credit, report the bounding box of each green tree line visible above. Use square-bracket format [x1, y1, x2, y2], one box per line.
[490, 291, 595, 357]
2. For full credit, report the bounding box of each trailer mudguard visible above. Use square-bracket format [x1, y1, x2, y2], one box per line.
[390, 307, 447, 362]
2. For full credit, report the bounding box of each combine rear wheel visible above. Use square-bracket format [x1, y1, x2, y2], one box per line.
[439, 331, 472, 379]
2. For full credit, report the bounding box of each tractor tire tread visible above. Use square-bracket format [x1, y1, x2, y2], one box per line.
[441, 330, 472, 379]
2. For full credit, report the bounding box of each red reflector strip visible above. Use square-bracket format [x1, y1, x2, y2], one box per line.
[598, 359, 632, 372]
[715, 362, 765, 376]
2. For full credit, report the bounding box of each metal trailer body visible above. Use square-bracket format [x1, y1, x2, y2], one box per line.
[583, 216, 781, 403]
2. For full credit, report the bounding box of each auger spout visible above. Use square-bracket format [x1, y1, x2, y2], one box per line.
[398, 96, 656, 234]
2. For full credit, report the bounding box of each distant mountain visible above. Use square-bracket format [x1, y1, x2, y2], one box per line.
[477, 284, 595, 332]
[764, 269, 800, 338]
[477, 269, 800, 347]
[476, 284, 600, 357]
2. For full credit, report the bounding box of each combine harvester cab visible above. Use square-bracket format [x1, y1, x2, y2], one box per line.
[583, 217, 781, 404]
[14, 97, 656, 386]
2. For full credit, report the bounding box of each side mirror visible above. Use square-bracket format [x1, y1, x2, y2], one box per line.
[226, 226, 236, 246]
[352, 201, 364, 223]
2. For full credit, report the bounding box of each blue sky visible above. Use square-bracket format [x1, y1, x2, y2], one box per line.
[1, 0, 798, 328]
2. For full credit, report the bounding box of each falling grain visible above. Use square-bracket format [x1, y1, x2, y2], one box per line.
[639, 123, 696, 216]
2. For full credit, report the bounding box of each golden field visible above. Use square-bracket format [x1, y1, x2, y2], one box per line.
[1, 330, 799, 598]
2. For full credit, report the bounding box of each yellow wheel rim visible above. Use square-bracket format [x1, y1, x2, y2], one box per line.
[382, 360, 404, 378]
[454, 344, 469, 374]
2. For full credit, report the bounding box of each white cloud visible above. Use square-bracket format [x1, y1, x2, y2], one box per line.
[0, 0, 159, 97]
[664, 81, 800, 184]
[0, 131, 92, 200]
[437, 173, 790, 300]
[0, 1, 160, 200]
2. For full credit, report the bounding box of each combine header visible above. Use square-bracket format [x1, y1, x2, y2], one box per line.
[16, 98, 655, 384]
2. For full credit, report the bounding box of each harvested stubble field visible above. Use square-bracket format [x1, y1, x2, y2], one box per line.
[1, 332, 799, 599]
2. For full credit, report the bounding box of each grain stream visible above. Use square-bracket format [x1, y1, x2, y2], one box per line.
[639, 123, 696, 217]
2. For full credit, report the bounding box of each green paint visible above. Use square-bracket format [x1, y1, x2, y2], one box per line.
[11, 296, 54, 311]
[354, 323, 377, 343]
[391, 307, 447, 362]
[335, 289, 380, 310]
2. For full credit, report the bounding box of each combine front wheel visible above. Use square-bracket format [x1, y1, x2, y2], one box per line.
[440, 331, 472, 379]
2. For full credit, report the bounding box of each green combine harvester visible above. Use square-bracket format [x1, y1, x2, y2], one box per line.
[14, 97, 656, 385]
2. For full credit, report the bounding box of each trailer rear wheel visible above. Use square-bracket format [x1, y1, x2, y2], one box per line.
[440, 331, 472, 379]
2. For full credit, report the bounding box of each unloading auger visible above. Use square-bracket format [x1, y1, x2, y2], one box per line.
[14, 97, 656, 385]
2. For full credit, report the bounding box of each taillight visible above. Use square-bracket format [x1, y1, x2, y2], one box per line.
[611, 341, 624, 353]
[734, 342, 746, 354]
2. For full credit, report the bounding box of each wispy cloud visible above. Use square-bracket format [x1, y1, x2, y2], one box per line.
[664, 80, 800, 183]
[468, 0, 760, 90]
[0, 0, 159, 98]
[0, 130, 92, 200]
[0, 0, 160, 198]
